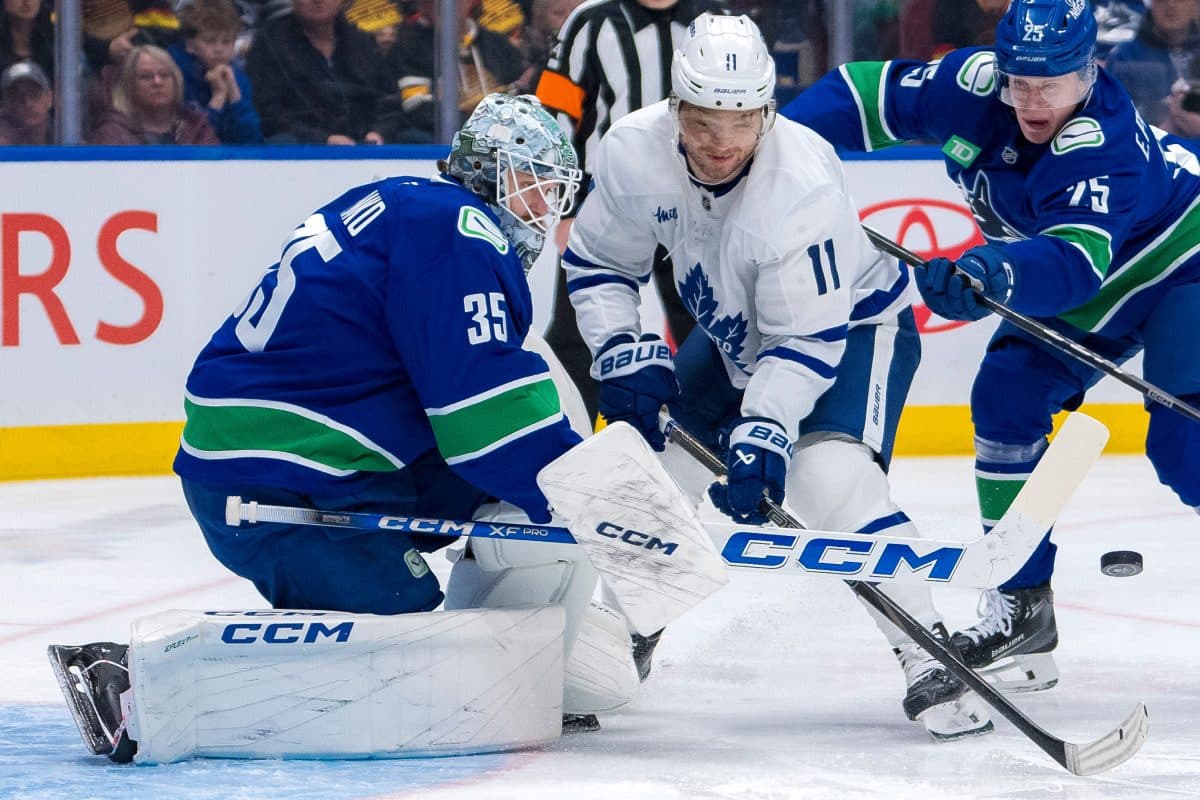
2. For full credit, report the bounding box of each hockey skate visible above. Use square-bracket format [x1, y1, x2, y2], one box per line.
[562, 713, 602, 733]
[631, 628, 664, 682]
[893, 624, 993, 741]
[47, 642, 137, 762]
[950, 583, 1059, 694]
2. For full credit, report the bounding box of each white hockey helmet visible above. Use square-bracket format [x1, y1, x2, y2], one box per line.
[671, 13, 776, 112]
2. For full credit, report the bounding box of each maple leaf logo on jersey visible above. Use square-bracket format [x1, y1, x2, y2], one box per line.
[679, 263, 749, 371]
[957, 171, 1025, 243]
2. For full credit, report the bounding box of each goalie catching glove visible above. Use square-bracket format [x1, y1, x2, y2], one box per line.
[593, 333, 678, 451]
[915, 245, 1014, 321]
[708, 417, 790, 525]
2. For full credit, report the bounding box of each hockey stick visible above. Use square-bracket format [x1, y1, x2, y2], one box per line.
[662, 413, 1149, 777]
[225, 493, 1041, 588]
[863, 224, 1200, 425]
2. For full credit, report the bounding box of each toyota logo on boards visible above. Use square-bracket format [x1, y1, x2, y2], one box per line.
[859, 199, 984, 334]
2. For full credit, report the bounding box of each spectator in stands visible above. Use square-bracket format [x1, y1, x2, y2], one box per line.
[377, 0, 525, 143]
[1106, 0, 1200, 132]
[344, 0, 405, 55]
[245, 0, 388, 144]
[89, 44, 219, 144]
[84, 1, 183, 76]
[0, 59, 52, 144]
[170, 0, 263, 143]
[1, 0, 54, 80]
[1094, 0, 1147, 60]
[899, 0, 1006, 60]
[511, 0, 581, 93]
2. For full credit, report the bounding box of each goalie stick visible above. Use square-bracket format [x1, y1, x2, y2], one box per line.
[662, 412, 1149, 777]
[863, 224, 1200, 425]
[227, 487, 1041, 589]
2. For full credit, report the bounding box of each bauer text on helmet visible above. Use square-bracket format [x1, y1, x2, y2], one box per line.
[670, 14, 777, 185]
[993, 0, 1097, 110]
[444, 94, 582, 272]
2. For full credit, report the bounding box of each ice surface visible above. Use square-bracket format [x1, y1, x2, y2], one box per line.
[1, 456, 1197, 799]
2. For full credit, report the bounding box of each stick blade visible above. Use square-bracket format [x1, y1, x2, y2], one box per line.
[1064, 703, 1150, 776]
[1009, 412, 1109, 532]
[980, 413, 1109, 586]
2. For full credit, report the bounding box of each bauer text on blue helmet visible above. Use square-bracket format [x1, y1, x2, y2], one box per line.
[669, 13, 777, 185]
[442, 94, 582, 272]
[993, 0, 1099, 105]
[993, 0, 1098, 143]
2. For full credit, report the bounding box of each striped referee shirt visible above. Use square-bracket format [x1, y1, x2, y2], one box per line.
[535, 0, 726, 194]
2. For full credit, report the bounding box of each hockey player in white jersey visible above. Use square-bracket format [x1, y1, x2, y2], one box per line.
[564, 12, 992, 740]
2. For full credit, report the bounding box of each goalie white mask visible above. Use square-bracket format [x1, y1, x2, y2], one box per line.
[444, 94, 582, 272]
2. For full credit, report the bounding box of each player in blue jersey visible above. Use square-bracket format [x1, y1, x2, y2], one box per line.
[47, 95, 662, 764]
[782, 0, 1200, 692]
[172, 93, 584, 617]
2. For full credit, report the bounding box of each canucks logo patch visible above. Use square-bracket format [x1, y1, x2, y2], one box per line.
[955, 51, 995, 97]
[679, 264, 749, 370]
[457, 206, 510, 254]
[1051, 118, 1104, 155]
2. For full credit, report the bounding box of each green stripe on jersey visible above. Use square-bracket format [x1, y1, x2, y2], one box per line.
[1043, 224, 1112, 280]
[1060, 197, 1200, 331]
[428, 377, 561, 462]
[181, 397, 403, 474]
[841, 61, 901, 151]
[976, 473, 1027, 526]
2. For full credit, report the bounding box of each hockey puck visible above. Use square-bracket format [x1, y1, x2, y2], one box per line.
[1100, 550, 1143, 577]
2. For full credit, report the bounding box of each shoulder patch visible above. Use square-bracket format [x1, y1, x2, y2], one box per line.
[955, 51, 996, 97]
[457, 206, 510, 255]
[1051, 117, 1105, 155]
[943, 135, 981, 167]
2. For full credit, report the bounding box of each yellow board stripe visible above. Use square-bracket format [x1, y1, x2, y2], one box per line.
[0, 421, 183, 481]
[0, 404, 1148, 481]
[893, 404, 1145, 455]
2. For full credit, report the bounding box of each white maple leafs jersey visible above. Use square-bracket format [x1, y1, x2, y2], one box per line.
[565, 100, 913, 432]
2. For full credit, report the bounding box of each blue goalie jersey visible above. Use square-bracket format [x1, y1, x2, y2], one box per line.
[173, 176, 580, 521]
[782, 48, 1200, 337]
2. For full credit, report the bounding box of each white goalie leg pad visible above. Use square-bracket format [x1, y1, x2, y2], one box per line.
[787, 435, 942, 646]
[444, 503, 637, 713]
[563, 602, 640, 713]
[445, 501, 599, 654]
[123, 607, 563, 764]
[538, 422, 729, 636]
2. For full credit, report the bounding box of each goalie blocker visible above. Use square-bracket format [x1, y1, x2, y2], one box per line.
[50, 606, 564, 764]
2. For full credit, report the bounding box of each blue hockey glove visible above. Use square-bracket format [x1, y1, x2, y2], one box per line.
[915, 245, 1014, 322]
[594, 333, 678, 451]
[707, 417, 791, 525]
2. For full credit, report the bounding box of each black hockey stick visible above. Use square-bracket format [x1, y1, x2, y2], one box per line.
[662, 416, 1149, 777]
[862, 224, 1200, 425]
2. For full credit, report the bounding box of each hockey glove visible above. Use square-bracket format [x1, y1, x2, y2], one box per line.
[915, 245, 1014, 322]
[594, 333, 678, 451]
[708, 417, 791, 525]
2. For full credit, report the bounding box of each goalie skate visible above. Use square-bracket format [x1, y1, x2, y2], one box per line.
[47, 642, 136, 762]
[894, 624, 994, 741]
[631, 628, 664, 682]
[951, 583, 1059, 693]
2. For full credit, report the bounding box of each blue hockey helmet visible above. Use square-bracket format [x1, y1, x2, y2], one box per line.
[994, 0, 1097, 108]
[443, 94, 582, 272]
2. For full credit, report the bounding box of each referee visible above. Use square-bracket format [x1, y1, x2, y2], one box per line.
[536, 0, 726, 424]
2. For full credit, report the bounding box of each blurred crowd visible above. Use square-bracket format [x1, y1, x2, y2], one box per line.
[0, 0, 1196, 146]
